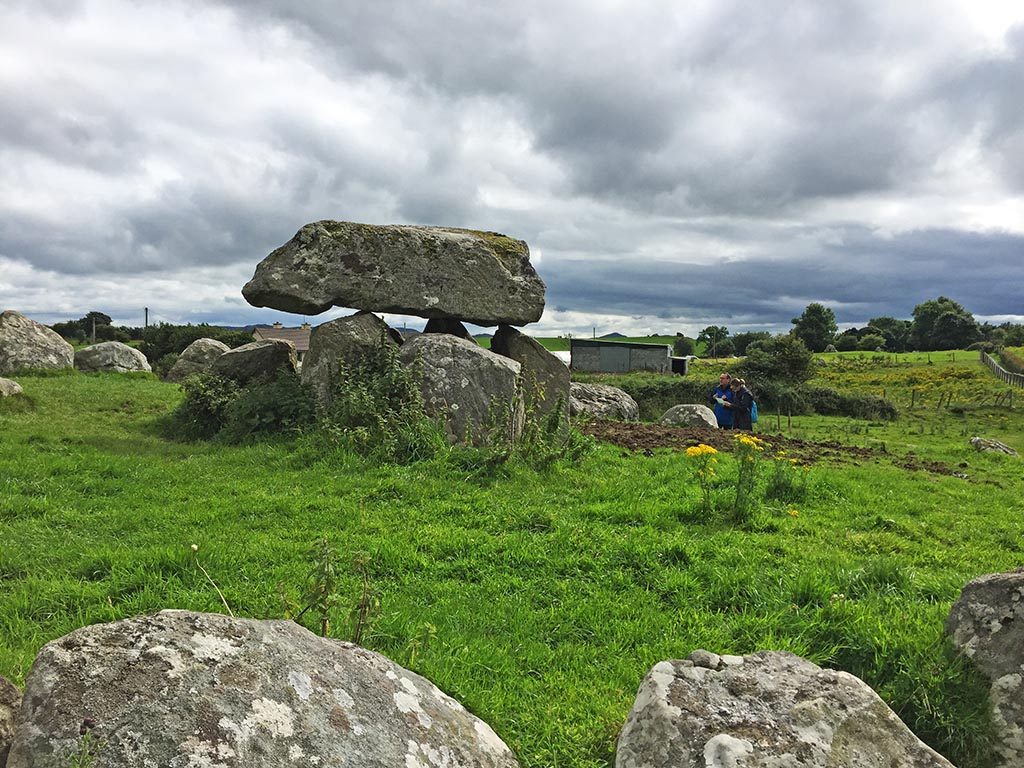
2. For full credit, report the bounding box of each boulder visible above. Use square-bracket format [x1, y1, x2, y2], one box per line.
[946, 569, 1024, 767]
[970, 437, 1018, 456]
[301, 311, 402, 407]
[1, 675, 20, 767]
[569, 383, 639, 421]
[400, 334, 523, 445]
[211, 339, 297, 385]
[423, 317, 477, 342]
[0, 311, 74, 374]
[0, 377, 23, 397]
[74, 342, 152, 373]
[616, 650, 954, 768]
[166, 338, 231, 382]
[242, 221, 546, 326]
[660, 404, 717, 428]
[7, 610, 519, 768]
[492, 325, 570, 421]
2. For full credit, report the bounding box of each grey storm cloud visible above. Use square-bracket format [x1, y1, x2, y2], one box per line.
[0, 0, 1022, 331]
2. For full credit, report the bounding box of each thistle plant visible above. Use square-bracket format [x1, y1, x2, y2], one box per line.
[685, 443, 719, 516]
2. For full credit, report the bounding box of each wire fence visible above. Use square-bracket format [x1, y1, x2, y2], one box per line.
[981, 351, 1024, 389]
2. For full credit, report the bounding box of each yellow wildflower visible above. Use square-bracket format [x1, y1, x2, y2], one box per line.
[787, 508, 800, 517]
[685, 444, 718, 457]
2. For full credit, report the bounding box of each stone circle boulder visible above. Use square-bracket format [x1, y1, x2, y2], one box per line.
[7, 610, 519, 768]
[301, 311, 402, 407]
[569, 383, 639, 421]
[946, 568, 1024, 767]
[242, 221, 546, 326]
[660, 404, 717, 428]
[211, 339, 297, 385]
[166, 338, 230, 382]
[0, 377, 23, 397]
[74, 342, 152, 373]
[0, 311, 74, 374]
[492, 324, 570, 421]
[1, 675, 20, 767]
[969, 437, 1018, 456]
[400, 334, 523, 445]
[616, 650, 954, 768]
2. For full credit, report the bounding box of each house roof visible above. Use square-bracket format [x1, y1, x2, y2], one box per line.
[253, 325, 311, 352]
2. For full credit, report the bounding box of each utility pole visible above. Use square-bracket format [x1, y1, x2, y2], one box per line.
[91, 317, 96, 344]
[144, 307, 149, 328]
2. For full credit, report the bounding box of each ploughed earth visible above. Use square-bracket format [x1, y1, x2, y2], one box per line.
[580, 421, 961, 478]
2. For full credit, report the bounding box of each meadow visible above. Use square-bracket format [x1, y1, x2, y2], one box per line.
[1, 353, 1022, 767]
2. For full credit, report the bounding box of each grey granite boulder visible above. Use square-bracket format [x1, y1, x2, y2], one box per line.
[660, 404, 717, 428]
[74, 342, 152, 373]
[0, 311, 74, 374]
[7, 610, 519, 768]
[166, 338, 230, 382]
[492, 324, 569, 421]
[947, 568, 1024, 767]
[401, 334, 523, 445]
[569, 382, 639, 421]
[0, 377, 23, 397]
[301, 311, 402, 407]
[1, 675, 20, 767]
[211, 339, 297, 385]
[616, 650, 954, 768]
[242, 221, 546, 326]
[969, 437, 1018, 456]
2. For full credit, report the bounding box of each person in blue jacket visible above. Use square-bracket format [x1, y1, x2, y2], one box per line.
[725, 377, 755, 431]
[710, 372, 734, 428]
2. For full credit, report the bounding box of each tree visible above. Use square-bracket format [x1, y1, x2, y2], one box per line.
[740, 334, 814, 385]
[791, 303, 837, 352]
[867, 316, 912, 352]
[697, 326, 730, 357]
[672, 336, 696, 356]
[911, 297, 979, 351]
[857, 333, 887, 352]
[731, 331, 770, 356]
[835, 330, 860, 352]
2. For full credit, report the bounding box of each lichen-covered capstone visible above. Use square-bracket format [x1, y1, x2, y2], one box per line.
[7, 610, 520, 768]
[74, 342, 152, 373]
[616, 650, 954, 768]
[166, 338, 230, 382]
[242, 221, 546, 326]
[0, 311, 73, 375]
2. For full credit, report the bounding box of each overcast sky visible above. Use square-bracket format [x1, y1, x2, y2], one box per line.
[2, 1, 1022, 336]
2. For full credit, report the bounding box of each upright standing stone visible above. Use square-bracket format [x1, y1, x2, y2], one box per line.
[301, 312, 402, 407]
[166, 338, 230, 382]
[492, 324, 570, 421]
[242, 221, 546, 326]
[74, 342, 152, 373]
[0, 311, 74, 374]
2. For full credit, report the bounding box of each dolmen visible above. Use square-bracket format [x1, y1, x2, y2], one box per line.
[242, 221, 569, 444]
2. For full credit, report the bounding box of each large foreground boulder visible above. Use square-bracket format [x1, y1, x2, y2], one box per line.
[0, 311, 73, 374]
[0, 377, 23, 397]
[301, 311, 402, 407]
[492, 324, 570, 421]
[211, 339, 297, 385]
[617, 650, 953, 767]
[401, 334, 523, 445]
[660, 404, 717, 428]
[569, 382, 639, 421]
[242, 221, 546, 326]
[1, 675, 20, 766]
[946, 569, 1024, 767]
[7, 610, 518, 768]
[166, 338, 230, 382]
[74, 342, 152, 373]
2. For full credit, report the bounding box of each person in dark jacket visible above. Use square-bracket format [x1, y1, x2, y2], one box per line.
[710, 372, 734, 428]
[725, 377, 754, 431]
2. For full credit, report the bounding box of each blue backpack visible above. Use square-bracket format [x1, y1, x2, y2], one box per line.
[751, 400, 758, 423]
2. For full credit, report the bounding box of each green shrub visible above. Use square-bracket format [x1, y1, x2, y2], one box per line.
[167, 373, 241, 440]
[154, 353, 179, 379]
[219, 371, 315, 443]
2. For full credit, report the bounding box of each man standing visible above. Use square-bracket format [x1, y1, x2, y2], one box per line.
[710, 372, 734, 428]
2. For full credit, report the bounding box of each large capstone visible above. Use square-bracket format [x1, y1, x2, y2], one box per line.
[301, 311, 402, 407]
[210, 339, 297, 385]
[946, 568, 1024, 767]
[659, 404, 717, 428]
[0, 311, 74, 375]
[242, 221, 546, 326]
[569, 382, 639, 421]
[492, 324, 569, 421]
[166, 338, 230, 382]
[400, 334, 523, 445]
[74, 342, 152, 373]
[616, 650, 954, 768]
[6, 610, 520, 768]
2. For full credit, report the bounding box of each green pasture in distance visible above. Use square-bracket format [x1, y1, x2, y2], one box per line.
[475, 335, 678, 352]
[1, 364, 1022, 767]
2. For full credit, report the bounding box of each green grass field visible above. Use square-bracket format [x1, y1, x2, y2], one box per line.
[476, 335, 678, 352]
[1, 360, 1022, 766]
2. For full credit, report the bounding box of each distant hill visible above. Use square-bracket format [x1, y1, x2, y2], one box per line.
[599, 332, 626, 338]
